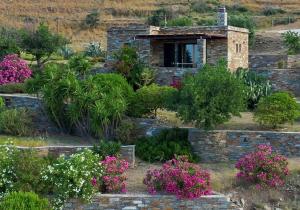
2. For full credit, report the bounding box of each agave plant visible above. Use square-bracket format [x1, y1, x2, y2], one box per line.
[84, 42, 104, 58]
[236, 68, 272, 110]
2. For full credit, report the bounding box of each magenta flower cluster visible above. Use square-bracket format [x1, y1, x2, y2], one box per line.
[143, 156, 211, 199]
[100, 156, 129, 193]
[235, 144, 289, 189]
[0, 54, 32, 85]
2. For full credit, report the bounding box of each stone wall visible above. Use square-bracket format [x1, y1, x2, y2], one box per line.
[13, 145, 136, 167]
[227, 30, 249, 70]
[287, 54, 300, 69]
[252, 69, 300, 97]
[0, 94, 59, 134]
[64, 193, 240, 210]
[249, 54, 287, 69]
[189, 129, 300, 162]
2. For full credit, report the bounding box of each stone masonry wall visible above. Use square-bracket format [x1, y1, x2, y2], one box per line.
[0, 94, 59, 134]
[189, 129, 300, 162]
[64, 193, 240, 210]
[227, 30, 249, 70]
[252, 69, 300, 97]
[249, 54, 287, 69]
[287, 54, 300, 68]
[12, 145, 135, 167]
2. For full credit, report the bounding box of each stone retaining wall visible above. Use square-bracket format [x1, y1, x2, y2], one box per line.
[249, 54, 287, 69]
[0, 94, 59, 134]
[252, 69, 300, 96]
[64, 193, 240, 210]
[189, 129, 300, 162]
[287, 54, 300, 69]
[14, 145, 135, 167]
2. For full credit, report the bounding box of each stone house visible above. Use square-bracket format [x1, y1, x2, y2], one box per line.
[106, 7, 249, 85]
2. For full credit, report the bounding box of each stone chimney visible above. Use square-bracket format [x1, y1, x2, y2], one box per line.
[217, 6, 228, 26]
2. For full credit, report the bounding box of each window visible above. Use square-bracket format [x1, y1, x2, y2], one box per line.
[163, 42, 200, 68]
[236, 43, 242, 53]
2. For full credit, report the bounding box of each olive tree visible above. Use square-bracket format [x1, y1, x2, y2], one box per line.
[20, 23, 68, 69]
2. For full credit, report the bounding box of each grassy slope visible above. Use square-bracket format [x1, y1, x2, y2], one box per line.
[1, 0, 300, 50]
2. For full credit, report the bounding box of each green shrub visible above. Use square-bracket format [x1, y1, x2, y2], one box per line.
[147, 8, 173, 26]
[129, 84, 177, 117]
[84, 10, 100, 28]
[84, 42, 104, 58]
[254, 92, 300, 128]
[282, 31, 300, 55]
[68, 54, 91, 77]
[177, 61, 246, 129]
[115, 119, 136, 145]
[136, 128, 197, 162]
[0, 97, 4, 110]
[192, 1, 214, 13]
[167, 17, 193, 27]
[0, 146, 50, 197]
[92, 140, 121, 159]
[0, 27, 20, 59]
[227, 4, 249, 13]
[0, 191, 50, 210]
[113, 46, 155, 90]
[0, 83, 26, 93]
[262, 6, 285, 16]
[0, 108, 34, 136]
[42, 149, 104, 209]
[235, 68, 272, 110]
[197, 17, 216, 26]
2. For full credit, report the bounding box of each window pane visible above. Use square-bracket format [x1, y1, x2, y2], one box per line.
[164, 43, 175, 67]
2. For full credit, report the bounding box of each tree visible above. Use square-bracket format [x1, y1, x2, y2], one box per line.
[20, 23, 68, 69]
[68, 54, 91, 78]
[254, 92, 300, 128]
[177, 61, 246, 129]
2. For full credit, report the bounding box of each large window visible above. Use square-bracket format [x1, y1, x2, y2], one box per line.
[164, 43, 200, 68]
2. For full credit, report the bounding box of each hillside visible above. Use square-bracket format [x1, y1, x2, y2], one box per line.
[1, 0, 300, 50]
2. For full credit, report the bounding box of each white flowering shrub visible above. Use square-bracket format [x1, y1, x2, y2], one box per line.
[0, 146, 18, 198]
[42, 149, 104, 210]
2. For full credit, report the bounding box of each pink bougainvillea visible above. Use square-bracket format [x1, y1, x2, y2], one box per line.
[0, 54, 32, 85]
[235, 144, 289, 188]
[143, 156, 211, 199]
[100, 156, 129, 193]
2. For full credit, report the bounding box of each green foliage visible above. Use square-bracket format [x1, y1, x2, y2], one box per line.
[113, 46, 155, 89]
[92, 140, 121, 159]
[262, 6, 285, 16]
[254, 92, 300, 128]
[84, 42, 104, 58]
[115, 118, 136, 145]
[68, 54, 91, 77]
[282, 31, 300, 55]
[236, 68, 272, 110]
[197, 17, 216, 26]
[26, 63, 133, 138]
[147, 8, 173, 26]
[136, 128, 197, 162]
[42, 149, 104, 209]
[229, 15, 256, 46]
[0, 97, 4, 111]
[0, 191, 50, 210]
[0, 146, 49, 198]
[20, 23, 68, 69]
[0, 83, 26, 94]
[227, 4, 249, 13]
[167, 17, 193, 27]
[129, 84, 177, 117]
[0, 27, 20, 59]
[58, 45, 74, 59]
[177, 61, 246, 129]
[0, 108, 34, 136]
[85, 10, 100, 28]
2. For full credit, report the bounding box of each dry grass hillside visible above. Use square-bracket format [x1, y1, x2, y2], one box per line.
[1, 0, 300, 50]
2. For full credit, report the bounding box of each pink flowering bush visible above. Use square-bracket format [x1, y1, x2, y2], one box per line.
[0, 54, 32, 85]
[143, 156, 211, 199]
[100, 156, 129, 193]
[235, 144, 289, 188]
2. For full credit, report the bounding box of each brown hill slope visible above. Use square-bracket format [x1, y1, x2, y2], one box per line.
[1, 0, 300, 50]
